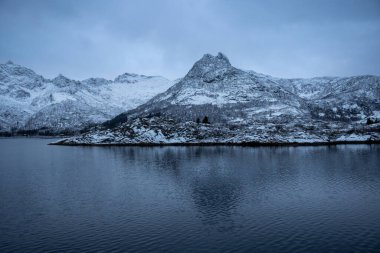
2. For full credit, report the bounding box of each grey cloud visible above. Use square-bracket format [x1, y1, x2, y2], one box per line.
[0, 0, 379, 80]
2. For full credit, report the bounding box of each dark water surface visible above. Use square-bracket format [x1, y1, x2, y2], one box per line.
[1, 138, 380, 253]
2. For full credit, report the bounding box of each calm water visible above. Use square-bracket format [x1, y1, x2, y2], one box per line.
[0, 138, 380, 253]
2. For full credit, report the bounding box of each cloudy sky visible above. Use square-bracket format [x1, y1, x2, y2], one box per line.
[0, 0, 379, 80]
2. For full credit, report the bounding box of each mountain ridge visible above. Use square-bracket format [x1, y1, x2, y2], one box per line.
[54, 52, 380, 145]
[0, 61, 174, 134]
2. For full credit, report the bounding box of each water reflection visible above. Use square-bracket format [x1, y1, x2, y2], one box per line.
[95, 144, 380, 232]
[104, 146, 245, 230]
[0, 139, 380, 253]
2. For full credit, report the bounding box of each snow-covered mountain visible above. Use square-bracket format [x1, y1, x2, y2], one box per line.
[55, 52, 380, 145]
[0, 61, 174, 134]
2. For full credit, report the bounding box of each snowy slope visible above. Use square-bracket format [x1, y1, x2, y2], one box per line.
[0, 61, 174, 133]
[55, 52, 380, 145]
[122, 53, 307, 124]
[112, 53, 379, 126]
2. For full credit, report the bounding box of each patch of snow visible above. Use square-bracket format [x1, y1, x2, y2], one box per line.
[336, 134, 370, 141]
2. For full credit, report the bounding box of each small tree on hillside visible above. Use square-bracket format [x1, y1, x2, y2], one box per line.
[367, 118, 375, 125]
[202, 116, 210, 124]
[196, 118, 200, 124]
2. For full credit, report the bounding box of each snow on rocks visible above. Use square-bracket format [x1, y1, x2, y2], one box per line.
[53, 52, 380, 145]
[0, 61, 174, 133]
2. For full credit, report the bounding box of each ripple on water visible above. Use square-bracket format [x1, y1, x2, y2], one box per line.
[0, 140, 380, 252]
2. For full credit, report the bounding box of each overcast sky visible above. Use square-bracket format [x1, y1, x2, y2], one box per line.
[0, 0, 379, 80]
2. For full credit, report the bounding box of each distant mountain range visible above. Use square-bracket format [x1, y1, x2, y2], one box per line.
[52, 53, 380, 145]
[0, 61, 173, 134]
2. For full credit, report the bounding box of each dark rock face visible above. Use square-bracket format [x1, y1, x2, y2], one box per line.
[114, 73, 152, 83]
[186, 53, 234, 81]
[51, 74, 80, 88]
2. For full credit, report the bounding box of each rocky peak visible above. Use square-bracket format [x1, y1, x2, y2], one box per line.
[184, 52, 239, 84]
[215, 52, 231, 64]
[0, 61, 37, 77]
[52, 74, 79, 87]
[114, 73, 149, 83]
[0, 61, 42, 85]
[82, 77, 111, 86]
[185, 52, 233, 80]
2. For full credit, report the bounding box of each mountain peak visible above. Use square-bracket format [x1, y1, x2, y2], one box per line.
[114, 72, 150, 83]
[186, 52, 232, 79]
[199, 52, 231, 66]
[52, 74, 79, 87]
[216, 52, 230, 62]
[0, 61, 40, 80]
[53, 74, 70, 81]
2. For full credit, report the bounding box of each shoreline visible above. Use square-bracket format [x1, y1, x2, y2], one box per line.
[49, 140, 380, 147]
[0, 136, 67, 139]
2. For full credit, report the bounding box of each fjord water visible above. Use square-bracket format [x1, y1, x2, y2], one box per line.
[0, 138, 380, 253]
